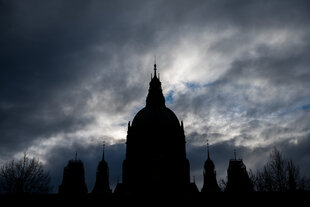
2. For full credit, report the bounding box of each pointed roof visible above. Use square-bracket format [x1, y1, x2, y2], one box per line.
[102, 143, 105, 160]
[204, 140, 215, 169]
[132, 64, 180, 129]
[154, 63, 157, 78]
[91, 143, 111, 194]
[146, 63, 165, 108]
[202, 140, 221, 193]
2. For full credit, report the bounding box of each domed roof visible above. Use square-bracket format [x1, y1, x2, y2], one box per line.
[131, 106, 181, 130]
[130, 64, 182, 132]
[119, 64, 192, 193]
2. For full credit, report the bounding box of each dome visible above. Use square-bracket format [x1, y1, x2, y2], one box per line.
[131, 106, 181, 130]
[129, 63, 183, 137]
[124, 65, 186, 162]
[117, 63, 193, 194]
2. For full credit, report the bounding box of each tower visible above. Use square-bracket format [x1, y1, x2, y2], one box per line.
[59, 154, 88, 194]
[201, 141, 221, 192]
[225, 150, 253, 192]
[115, 63, 197, 195]
[92, 144, 112, 194]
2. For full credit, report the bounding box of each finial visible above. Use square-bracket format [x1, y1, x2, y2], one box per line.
[154, 63, 157, 77]
[207, 139, 210, 160]
[153, 56, 157, 77]
[234, 149, 237, 160]
[127, 121, 131, 133]
[180, 121, 184, 132]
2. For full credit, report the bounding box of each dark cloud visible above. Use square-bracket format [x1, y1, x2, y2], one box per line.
[0, 0, 152, 157]
[1, 0, 310, 192]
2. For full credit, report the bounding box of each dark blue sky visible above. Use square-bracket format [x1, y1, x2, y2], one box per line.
[1, 0, 310, 192]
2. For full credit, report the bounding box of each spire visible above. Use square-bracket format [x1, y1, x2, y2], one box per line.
[153, 55, 158, 78]
[181, 121, 184, 132]
[146, 63, 165, 108]
[207, 139, 210, 160]
[91, 142, 112, 194]
[154, 62, 157, 78]
[127, 121, 131, 132]
[102, 142, 105, 160]
[234, 149, 237, 160]
[75, 152, 77, 161]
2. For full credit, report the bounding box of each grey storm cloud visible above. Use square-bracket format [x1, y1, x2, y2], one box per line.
[1, 0, 310, 192]
[0, 0, 152, 156]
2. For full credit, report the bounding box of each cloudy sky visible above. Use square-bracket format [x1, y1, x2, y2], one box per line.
[1, 0, 310, 192]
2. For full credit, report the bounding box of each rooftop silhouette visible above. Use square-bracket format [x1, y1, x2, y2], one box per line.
[91, 143, 112, 194]
[114, 63, 198, 196]
[225, 150, 253, 192]
[201, 140, 221, 193]
[58, 154, 88, 194]
[56, 64, 279, 197]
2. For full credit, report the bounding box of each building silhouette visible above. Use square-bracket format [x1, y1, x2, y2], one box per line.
[225, 151, 253, 192]
[91, 144, 112, 194]
[201, 141, 221, 193]
[57, 64, 255, 196]
[114, 63, 198, 195]
[59, 154, 88, 194]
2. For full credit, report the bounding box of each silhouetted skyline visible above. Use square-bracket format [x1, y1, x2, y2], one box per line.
[55, 65, 305, 194]
[1, 0, 310, 193]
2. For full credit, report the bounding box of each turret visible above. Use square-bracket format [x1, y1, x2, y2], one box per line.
[91, 144, 112, 194]
[201, 140, 221, 193]
[225, 150, 253, 192]
[59, 154, 88, 194]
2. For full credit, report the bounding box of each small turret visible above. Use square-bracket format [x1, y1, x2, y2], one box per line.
[201, 140, 221, 193]
[59, 154, 88, 194]
[181, 121, 184, 133]
[91, 143, 112, 194]
[127, 121, 131, 132]
[225, 150, 253, 192]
